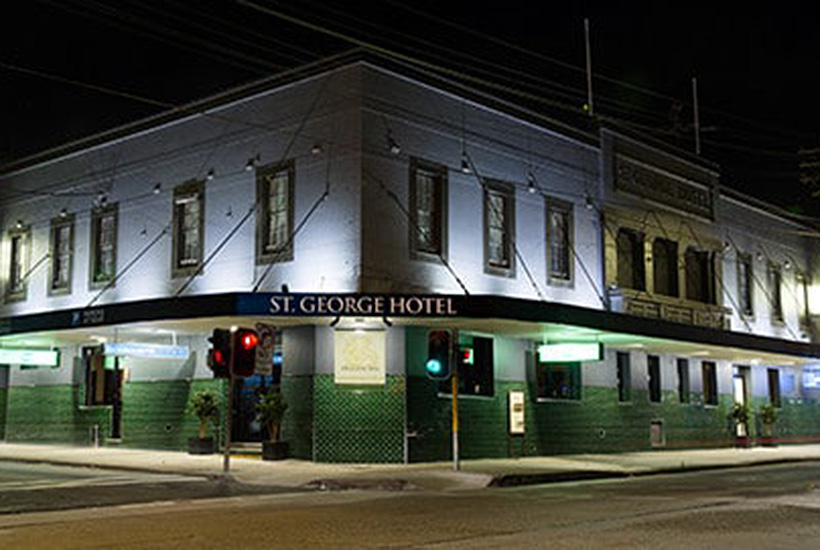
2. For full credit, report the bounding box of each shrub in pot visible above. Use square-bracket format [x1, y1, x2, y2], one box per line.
[759, 402, 779, 444]
[728, 403, 750, 446]
[255, 390, 289, 460]
[188, 389, 219, 455]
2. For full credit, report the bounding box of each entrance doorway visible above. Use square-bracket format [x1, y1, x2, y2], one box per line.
[733, 366, 750, 437]
[231, 373, 277, 442]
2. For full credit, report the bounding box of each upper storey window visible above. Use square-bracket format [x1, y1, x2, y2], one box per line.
[6, 224, 30, 302]
[652, 238, 678, 297]
[409, 158, 447, 259]
[483, 180, 515, 277]
[172, 180, 204, 277]
[685, 247, 715, 304]
[737, 253, 753, 317]
[90, 203, 118, 288]
[546, 197, 572, 285]
[616, 228, 645, 291]
[257, 160, 294, 264]
[49, 214, 74, 295]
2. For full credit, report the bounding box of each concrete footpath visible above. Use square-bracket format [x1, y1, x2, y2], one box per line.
[2, 442, 820, 491]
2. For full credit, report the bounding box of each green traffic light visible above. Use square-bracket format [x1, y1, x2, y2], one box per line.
[426, 358, 442, 375]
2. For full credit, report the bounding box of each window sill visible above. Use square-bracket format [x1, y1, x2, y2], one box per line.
[436, 392, 494, 400]
[536, 397, 582, 404]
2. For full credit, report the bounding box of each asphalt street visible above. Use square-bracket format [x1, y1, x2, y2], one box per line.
[0, 461, 818, 548]
[0, 462, 305, 515]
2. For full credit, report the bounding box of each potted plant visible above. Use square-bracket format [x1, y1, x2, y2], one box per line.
[255, 390, 289, 460]
[758, 403, 779, 445]
[728, 403, 750, 447]
[188, 389, 219, 455]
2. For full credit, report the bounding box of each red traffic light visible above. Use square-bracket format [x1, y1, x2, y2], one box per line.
[232, 328, 259, 377]
[239, 331, 259, 350]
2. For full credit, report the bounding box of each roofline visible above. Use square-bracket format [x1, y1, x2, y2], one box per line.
[2, 49, 603, 179]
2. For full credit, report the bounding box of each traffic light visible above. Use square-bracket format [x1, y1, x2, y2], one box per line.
[207, 328, 231, 378]
[426, 329, 452, 380]
[232, 327, 259, 377]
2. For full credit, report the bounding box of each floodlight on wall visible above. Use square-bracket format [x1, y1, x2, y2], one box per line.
[15, 220, 23, 229]
[153, 183, 162, 195]
[527, 172, 537, 194]
[756, 251, 764, 262]
[206, 169, 215, 181]
[59, 208, 68, 218]
[245, 154, 260, 171]
[311, 143, 323, 155]
[96, 191, 107, 207]
[387, 133, 401, 155]
[784, 259, 792, 270]
[585, 194, 595, 210]
[460, 150, 471, 174]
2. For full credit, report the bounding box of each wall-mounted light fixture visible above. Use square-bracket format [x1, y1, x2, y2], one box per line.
[387, 133, 401, 155]
[153, 182, 162, 195]
[245, 154, 261, 171]
[206, 169, 215, 181]
[527, 172, 537, 194]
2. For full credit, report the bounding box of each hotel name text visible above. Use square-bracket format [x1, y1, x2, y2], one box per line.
[268, 294, 457, 316]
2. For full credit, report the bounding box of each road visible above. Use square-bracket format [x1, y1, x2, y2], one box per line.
[0, 461, 303, 515]
[0, 462, 819, 548]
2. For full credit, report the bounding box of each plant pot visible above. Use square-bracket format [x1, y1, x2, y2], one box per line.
[262, 441, 289, 461]
[188, 437, 215, 455]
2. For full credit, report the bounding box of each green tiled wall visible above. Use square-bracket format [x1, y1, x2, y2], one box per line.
[748, 395, 820, 443]
[313, 373, 405, 463]
[0, 388, 7, 440]
[120, 379, 222, 450]
[281, 375, 313, 459]
[4, 385, 111, 444]
[3, 379, 223, 450]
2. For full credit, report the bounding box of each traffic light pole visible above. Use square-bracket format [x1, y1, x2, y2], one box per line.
[451, 329, 459, 472]
[222, 334, 237, 476]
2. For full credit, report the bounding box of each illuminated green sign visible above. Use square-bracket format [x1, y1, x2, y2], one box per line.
[538, 343, 603, 363]
[0, 348, 59, 367]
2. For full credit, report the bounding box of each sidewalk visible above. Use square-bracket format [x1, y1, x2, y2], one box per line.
[2, 442, 820, 491]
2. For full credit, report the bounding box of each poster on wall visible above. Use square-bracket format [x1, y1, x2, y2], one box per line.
[334, 330, 386, 385]
[508, 390, 525, 435]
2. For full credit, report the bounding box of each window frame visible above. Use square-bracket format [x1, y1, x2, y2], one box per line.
[439, 335, 494, 398]
[767, 368, 781, 408]
[89, 203, 118, 289]
[483, 180, 516, 277]
[536, 361, 582, 401]
[652, 237, 678, 297]
[737, 252, 754, 317]
[5, 225, 31, 303]
[797, 271, 810, 328]
[48, 213, 75, 296]
[768, 261, 784, 324]
[677, 358, 691, 404]
[409, 157, 448, 261]
[685, 247, 715, 304]
[171, 179, 205, 278]
[616, 228, 645, 291]
[546, 196, 573, 286]
[616, 351, 632, 403]
[647, 354, 662, 403]
[256, 160, 295, 264]
[702, 361, 718, 407]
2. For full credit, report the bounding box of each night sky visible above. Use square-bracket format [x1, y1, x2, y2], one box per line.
[2, 1, 818, 212]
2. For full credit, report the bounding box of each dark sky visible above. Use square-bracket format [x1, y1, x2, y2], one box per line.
[2, 1, 818, 211]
